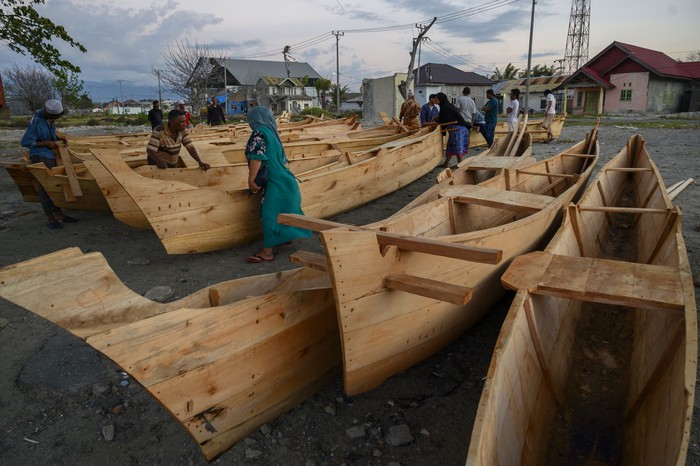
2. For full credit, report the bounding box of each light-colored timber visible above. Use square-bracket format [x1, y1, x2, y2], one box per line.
[280, 129, 599, 396]
[0, 247, 341, 460]
[5, 126, 414, 218]
[467, 134, 697, 466]
[89, 127, 444, 253]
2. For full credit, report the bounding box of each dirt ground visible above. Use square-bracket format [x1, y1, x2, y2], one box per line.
[0, 122, 698, 466]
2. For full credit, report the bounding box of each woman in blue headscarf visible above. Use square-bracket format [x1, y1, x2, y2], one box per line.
[244, 106, 311, 263]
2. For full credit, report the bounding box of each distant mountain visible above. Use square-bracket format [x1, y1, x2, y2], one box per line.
[84, 80, 179, 105]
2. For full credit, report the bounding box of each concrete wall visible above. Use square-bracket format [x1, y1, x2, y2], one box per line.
[606, 72, 649, 113]
[646, 77, 687, 113]
[361, 73, 407, 125]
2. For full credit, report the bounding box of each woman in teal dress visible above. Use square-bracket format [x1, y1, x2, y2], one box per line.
[244, 106, 311, 263]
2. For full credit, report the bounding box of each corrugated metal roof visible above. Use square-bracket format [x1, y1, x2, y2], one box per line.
[216, 58, 322, 85]
[414, 63, 494, 85]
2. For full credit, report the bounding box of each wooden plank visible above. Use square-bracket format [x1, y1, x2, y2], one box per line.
[502, 251, 685, 312]
[523, 295, 562, 406]
[278, 214, 502, 265]
[208, 288, 221, 307]
[578, 206, 670, 214]
[439, 184, 553, 213]
[667, 178, 694, 201]
[561, 153, 596, 158]
[516, 169, 576, 179]
[605, 167, 653, 172]
[289, 250, 328, 272]
[384, 272, 472, 305]
[462, 156, 533, 170]
[58, 145, 83, 197]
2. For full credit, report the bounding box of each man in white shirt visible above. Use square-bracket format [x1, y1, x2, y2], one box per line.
[507, 89, 521, 132]
[541, 89, 557, 141]
[455, 86, 477, 124]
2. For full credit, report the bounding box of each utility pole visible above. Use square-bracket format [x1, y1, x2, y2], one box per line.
[155, 69, 162, 104]
[222, 58, 228, 116]
[402, 17, 436, 100]
[117, 79, 125, 115]
[524, 0, 537, 114]
[332, 31, 344, 116]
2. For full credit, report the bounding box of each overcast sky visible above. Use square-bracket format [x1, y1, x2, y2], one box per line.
[2, 0, 699, 100]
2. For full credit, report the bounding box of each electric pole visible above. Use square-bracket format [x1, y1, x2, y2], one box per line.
[155, 69, 162, 104]
[117, 79, 125, 115]
[332, 31, 344, 116]
[402, 17, 436, 100]
[524, 0, 537, 115]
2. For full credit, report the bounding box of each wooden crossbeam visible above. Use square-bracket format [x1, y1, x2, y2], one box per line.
[578, 206, 670, 214]
[502, 251, 685, 313]
[278, 214, 502, 265]
[561, 153, 596, 158]
[289, 250, 328, 272]
[516, 169, 576, 179]
[605, 167, 652, 172]
[439, 184, 552, 213]
[384, 273, 472, 305]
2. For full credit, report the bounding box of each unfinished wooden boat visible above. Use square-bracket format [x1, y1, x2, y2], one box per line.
[281, 130, 599, 396]
[90, 127, 444, 253]
[467, 134, 697, 465]
[0, 247, 341, 460]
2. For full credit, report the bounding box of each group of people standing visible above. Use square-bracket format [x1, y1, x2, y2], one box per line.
[403, 86, 558, 167]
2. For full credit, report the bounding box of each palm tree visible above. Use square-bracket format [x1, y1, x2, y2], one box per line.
[314, 78, 332, 110]
[491, 63, 520, 80]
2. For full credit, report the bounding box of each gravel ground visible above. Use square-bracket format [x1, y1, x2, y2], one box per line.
[0, 122, 698, 465]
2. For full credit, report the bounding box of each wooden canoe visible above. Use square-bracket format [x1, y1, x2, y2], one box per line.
[467, 134, 697, 465]
[281, 130, 599, 396]
[0, 247, 341, 460]
[89, 127, 444, 254]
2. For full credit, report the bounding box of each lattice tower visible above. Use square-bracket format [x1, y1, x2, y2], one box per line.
[563, 0, 591, 73]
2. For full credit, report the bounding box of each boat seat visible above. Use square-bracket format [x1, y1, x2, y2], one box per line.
[502, 251, 685, 313]
[289, 250, 328, 272]
[438, 184, 553, 213]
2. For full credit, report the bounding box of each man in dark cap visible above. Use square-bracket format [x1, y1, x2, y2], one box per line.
[21, 99, 78, 229]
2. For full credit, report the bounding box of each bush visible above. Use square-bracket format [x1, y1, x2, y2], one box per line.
[300, 107, 334, 119]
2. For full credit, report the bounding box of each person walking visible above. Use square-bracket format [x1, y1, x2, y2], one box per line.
[434, 92, 471, 168]
[20, 99, 78, 229]
[147, 100, 162, 130]
[541, 89, 557, 141]
[507, 89, 521, 132]
[481, 89, 499, 147]
[207, 96, 226, 126]
[244, 106, 311, 263]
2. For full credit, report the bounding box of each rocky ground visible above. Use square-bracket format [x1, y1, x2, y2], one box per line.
[0, 122, 699, 465]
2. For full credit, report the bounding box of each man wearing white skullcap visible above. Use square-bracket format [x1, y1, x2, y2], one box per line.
[21, 99, 78, 229]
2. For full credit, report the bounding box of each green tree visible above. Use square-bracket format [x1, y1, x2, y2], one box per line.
[1, 0, 86, 78]
[491, 63, 520, 80]
[314, 77, 331, 110]
[518, 63, 556, 78]
[329, 84, 350, 111]
[53, 73, 85, 108]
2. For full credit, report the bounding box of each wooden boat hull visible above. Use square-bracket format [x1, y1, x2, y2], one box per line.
[285, 132, 598, 396]
[0, 247, 341, 460]
[467, 135, 697, 465]
[91, 128, 444, 254]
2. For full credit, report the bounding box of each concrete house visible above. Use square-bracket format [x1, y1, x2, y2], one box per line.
[255, 76, 314, 114]
[558, 41, 700, 115]
[195, 58, 323, 115]
[413, 63, 495, 108]
[496, 75, 570, 115]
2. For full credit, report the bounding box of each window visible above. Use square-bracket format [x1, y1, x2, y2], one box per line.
[662, 91, 668, 104]
[620, 89, 632, 102]
[577, 91, 583, 106]
[670, 91, 676, 104]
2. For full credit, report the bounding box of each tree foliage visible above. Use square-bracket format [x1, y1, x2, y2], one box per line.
[519, 63, 556, 78]
[2, 63, 54, 110]
[491, 63, 520, 80]
[684, 50, 700, 62]
[3, 64, 90, 110]
[156, 38, 224, 110]
[314, 78, 331, 110]
[0, 0, 86, 78]
[329, 84, 350, 110]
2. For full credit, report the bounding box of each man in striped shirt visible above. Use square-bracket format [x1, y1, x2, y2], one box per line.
[146, 109, 210, 170]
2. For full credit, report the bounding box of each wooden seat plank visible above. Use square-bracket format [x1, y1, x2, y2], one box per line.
[278, 214, 502, 265]
[438, 184, 553, 213]
[384, 273, 472, 305]
[289, 250, 328, 272]
[502, 251, 685, 312]
[463, 156, 532, 169]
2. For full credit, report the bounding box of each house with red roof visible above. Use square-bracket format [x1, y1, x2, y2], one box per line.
[558, 41, 700, 115]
